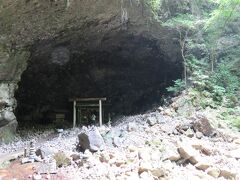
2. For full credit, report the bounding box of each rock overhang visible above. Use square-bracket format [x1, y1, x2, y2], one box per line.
[0, 0, 183, 130]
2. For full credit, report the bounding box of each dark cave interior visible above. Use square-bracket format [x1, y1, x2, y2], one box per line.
[14, 32, 183, 127]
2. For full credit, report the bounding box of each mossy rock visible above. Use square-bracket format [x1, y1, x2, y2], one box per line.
[0, 120, 17, 143]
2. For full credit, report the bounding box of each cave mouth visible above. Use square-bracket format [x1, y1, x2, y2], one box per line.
[14, 32, 182, 128]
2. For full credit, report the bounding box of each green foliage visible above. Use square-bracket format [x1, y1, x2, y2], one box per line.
[211, 62, 240, 106]
[167, 79, 185, 95]
[219, 107, 240, 129]
[148, 0, 162, 13]
[166, 57, 237, 109]
[212, 63, 239, 93]
[163, 14, 197, 30]
[172, 55, 240, 109]
[206, 0, 240, 29]
[233, 116, 240, 129]
[205, 0, 240, 44]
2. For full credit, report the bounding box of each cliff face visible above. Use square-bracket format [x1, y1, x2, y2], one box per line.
[0, 0, 185, 139]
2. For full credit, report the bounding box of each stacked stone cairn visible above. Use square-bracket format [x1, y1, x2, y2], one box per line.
[21, 141, 42, 164]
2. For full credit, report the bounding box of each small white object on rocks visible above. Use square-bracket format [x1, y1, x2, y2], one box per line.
[33, 174, 42, 180]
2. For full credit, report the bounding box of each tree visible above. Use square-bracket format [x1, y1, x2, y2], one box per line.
[163, 14, 196, 86]
[205, 0, 240, 71]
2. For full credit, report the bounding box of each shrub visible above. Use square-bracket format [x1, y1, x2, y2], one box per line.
[167, 79, 185, 95]
[53, 151, 71, 167]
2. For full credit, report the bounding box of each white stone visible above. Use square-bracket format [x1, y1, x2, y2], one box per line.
[233, 139, 240, 145]
[139, 161, 152, 173]
[140, 171, 154, 180]
[146, 117, 157, 126]
[228, 149, 240, 159]
[206, 167, 221, 178]
[196, 132, 203, 139]
[138, 148, 151, 161]
[33, 174, 42, 180]
[167, 151, 181, 161]
[127, 122, 137, 132]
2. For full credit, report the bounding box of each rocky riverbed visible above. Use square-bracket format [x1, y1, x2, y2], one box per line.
[0, 107, 240, 180]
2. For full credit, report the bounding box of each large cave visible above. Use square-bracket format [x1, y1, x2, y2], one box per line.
[14, 31, 182, 127]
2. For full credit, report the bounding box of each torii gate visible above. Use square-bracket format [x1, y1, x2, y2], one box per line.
[69, 97, 106, 128]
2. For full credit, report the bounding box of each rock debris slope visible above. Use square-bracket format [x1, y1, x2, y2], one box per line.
[0, 105, 240, 180]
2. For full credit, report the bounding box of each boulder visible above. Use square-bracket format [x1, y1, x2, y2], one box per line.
[146, 117, 157, 126]
[192, 115, 214, 136]
[206, 167, 221, 178]
[195, 161, 211, 171]
[156, 114, 166, 124]
[78, 127, 105, 152]
[150, 166, 165, 177]
[0, 110, 16, 127]
[0, 120, 17, 142]
[220, 169, 237, 180]
[36, 147, 57, 159]
[162, 141, 181, 161]
[178, 142, 201, 165]
[70, 154, 80, 161]
[35, 149, 44, 159]
[166, 150, 181, 161]
[191, 142, 212, 156]
[112, 137, 122, 147]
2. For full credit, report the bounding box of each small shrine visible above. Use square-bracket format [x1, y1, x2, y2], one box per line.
[69, 98, 107, 127]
